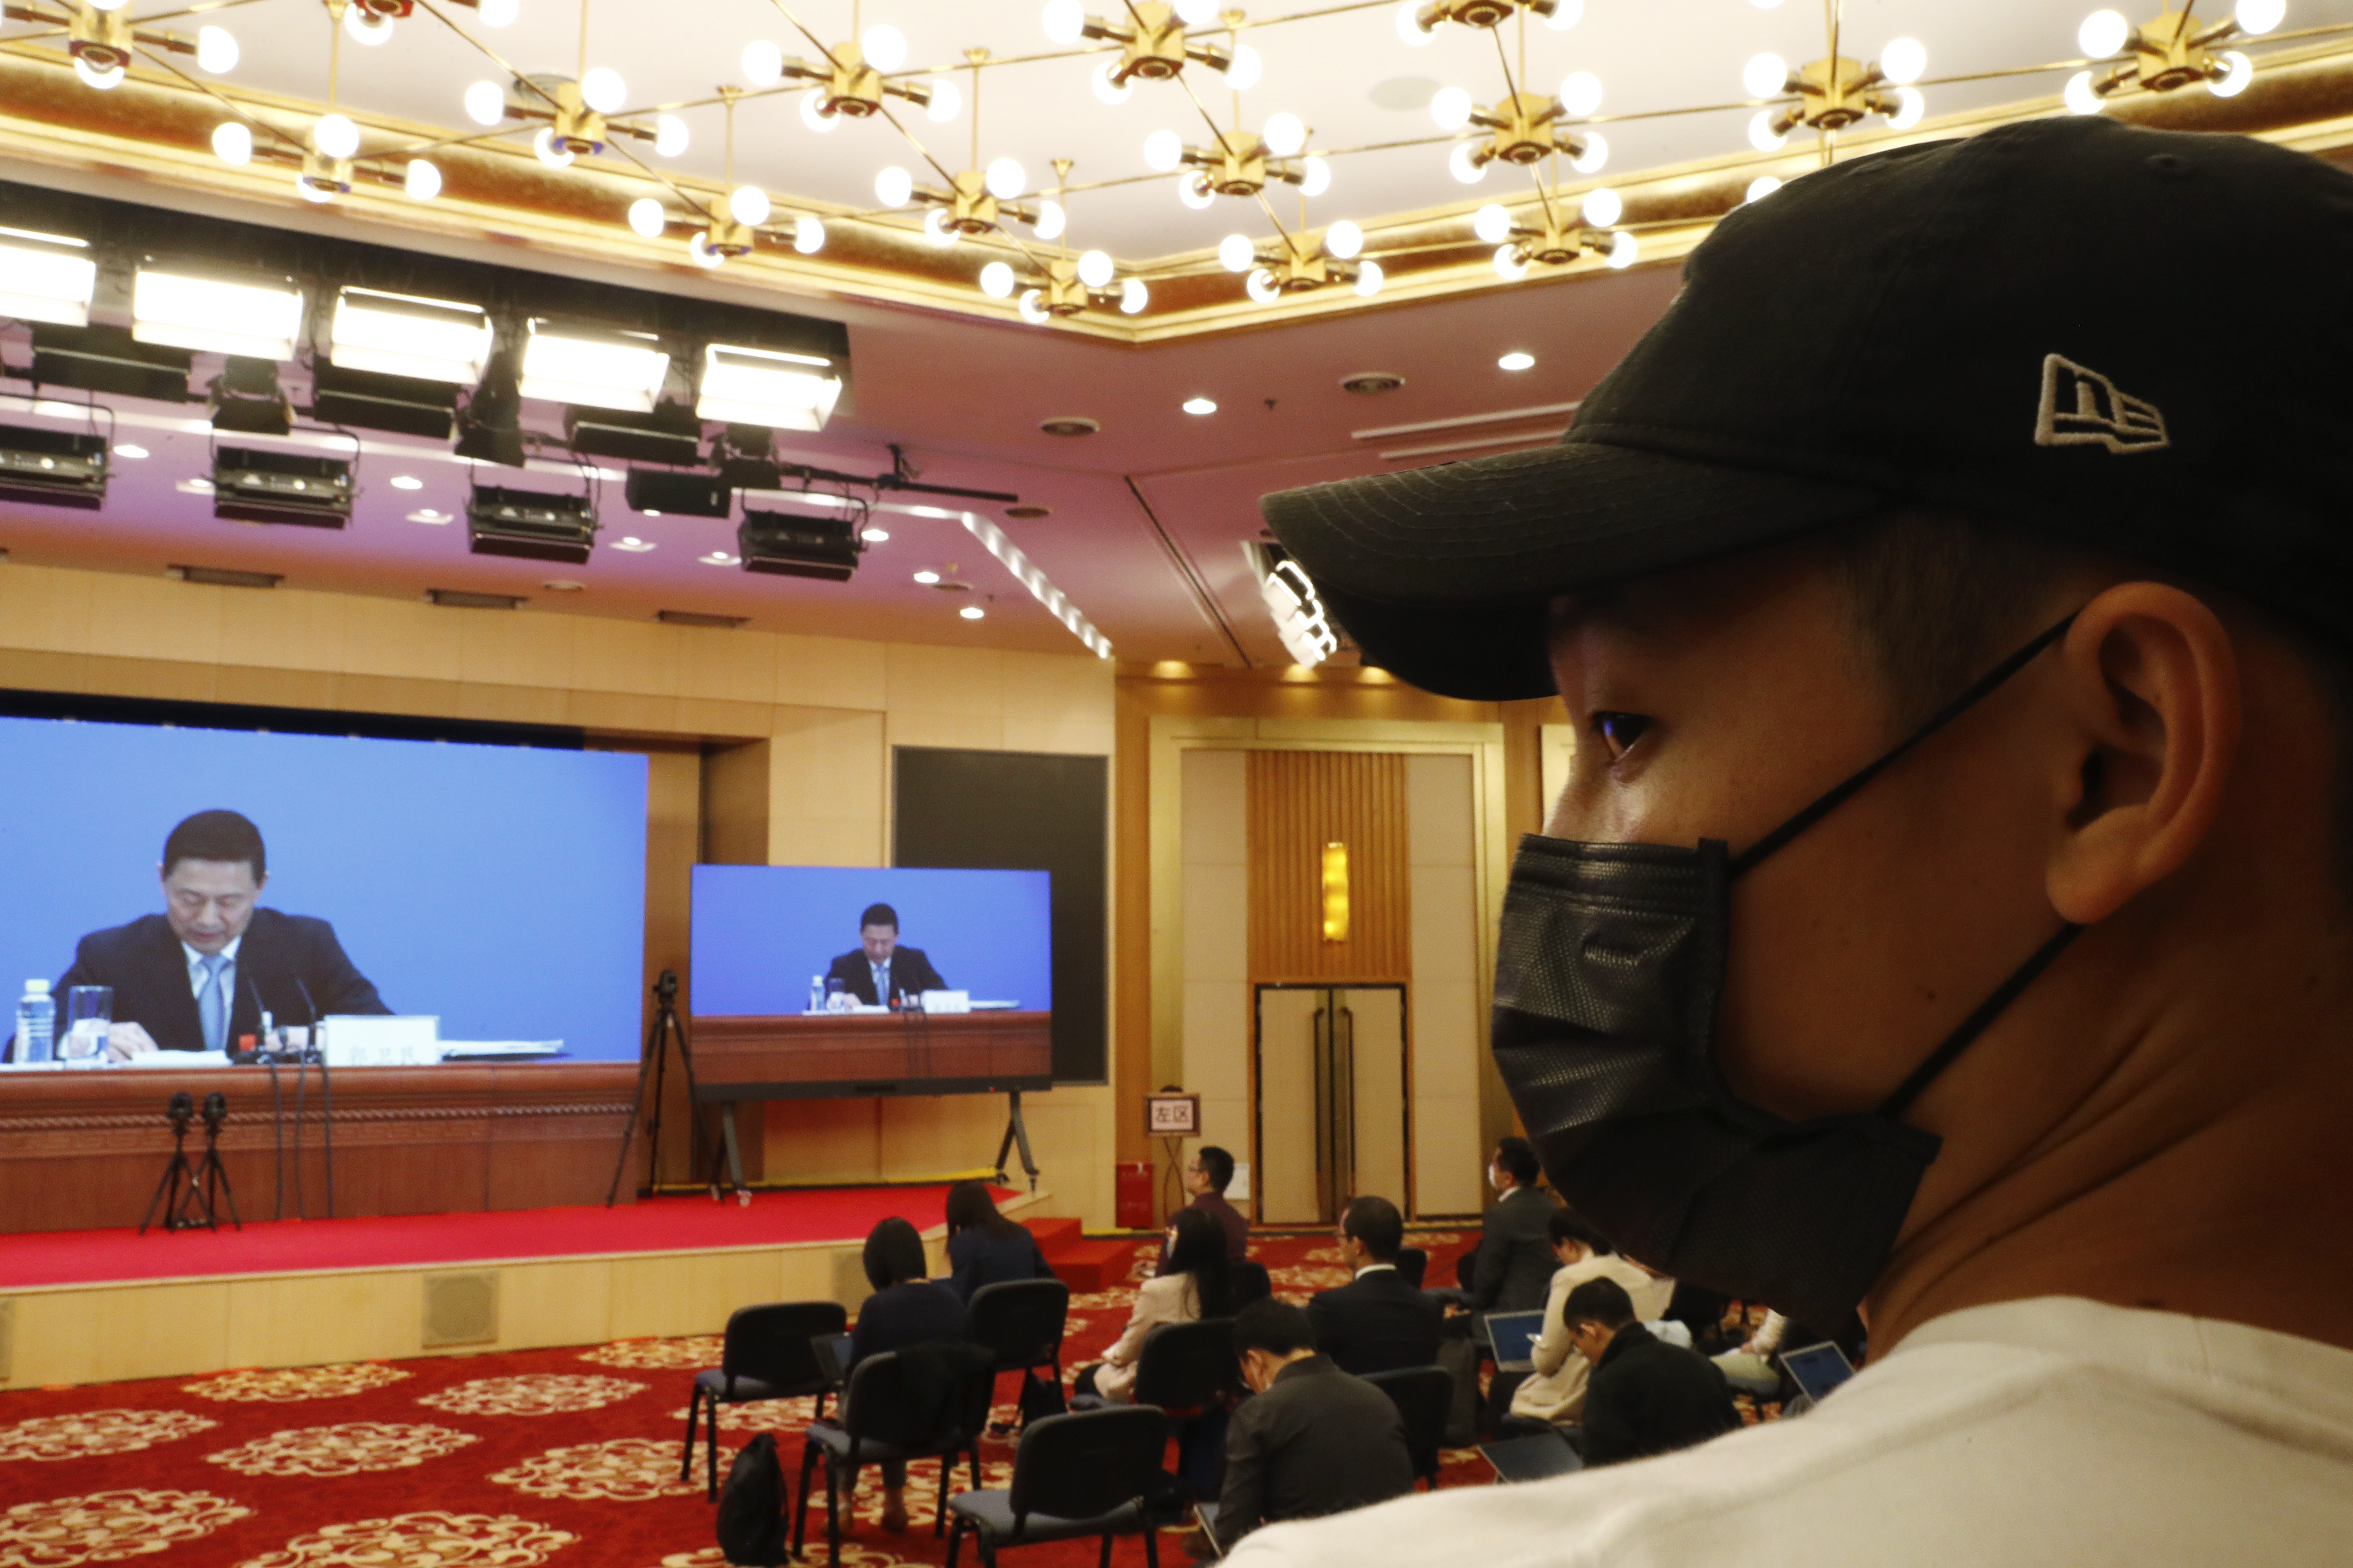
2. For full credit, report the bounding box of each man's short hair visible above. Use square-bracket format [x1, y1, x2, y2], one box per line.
[1548, 1206, 1615, 1256]
[1495, 1136, 1541, 1187]
[163, 810, 266, 880]
[1233, 1296, 1317, 1358]
[1560, 1277, 1637, 1333]
[1195, 1144, 1235, 1193]
[1342, 1195, 1404, 1262]
[859, 903, 898, 932]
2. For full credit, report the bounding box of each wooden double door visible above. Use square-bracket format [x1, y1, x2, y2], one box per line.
[1253, 984, 1409, 1225]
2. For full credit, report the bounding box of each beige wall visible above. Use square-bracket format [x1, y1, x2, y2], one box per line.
[0, 562, 1122, 1230]
[1178, 749, 1250, 1209]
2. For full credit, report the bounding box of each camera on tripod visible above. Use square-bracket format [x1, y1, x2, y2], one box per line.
[141, 1089, 240, 1235]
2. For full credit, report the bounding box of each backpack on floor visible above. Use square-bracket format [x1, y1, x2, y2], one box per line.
[716, 1432, 788, 1567]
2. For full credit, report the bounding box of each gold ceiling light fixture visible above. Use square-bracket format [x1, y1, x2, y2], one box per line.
[1475, 186, 1634, 278]
[2066, 1, 2283, 111]
[1145, 117, 1329, 208]
[622, 89, 823, 261]
[1222, 221, 1384, 305]
[874, 53, 1060, 248]
[739, 5, 939, 131]
[1741, 37, 1929, 154]
[1397, 0, 1582, 45]
[1, 0, 239, 91]
[463, 0, 672, 170]
[1431, 67, 1608, 183]
[980, 160, 1150, 320]
[1040, 0, 1246, 102]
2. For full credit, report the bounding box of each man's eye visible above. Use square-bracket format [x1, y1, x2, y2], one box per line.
[1590, 711, 1652, 761]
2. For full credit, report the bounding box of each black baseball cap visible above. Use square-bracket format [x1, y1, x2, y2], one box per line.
[1262, 117, 2353, 701]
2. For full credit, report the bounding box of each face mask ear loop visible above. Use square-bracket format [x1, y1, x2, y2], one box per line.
[1727, 613, 2080, 881]
[1875, 922, 2083, 1120]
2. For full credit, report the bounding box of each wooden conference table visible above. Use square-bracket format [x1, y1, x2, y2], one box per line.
[0, 1060, 640, 1234]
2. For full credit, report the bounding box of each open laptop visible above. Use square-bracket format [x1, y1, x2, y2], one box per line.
[811, 1332, 854, 1387]
[1193, 1502, 1227, 1559]
[1778, 1341, 1858, 1405]
[1483, 1309, 1547, 1373]
[1479, 1429, 1584, 1483]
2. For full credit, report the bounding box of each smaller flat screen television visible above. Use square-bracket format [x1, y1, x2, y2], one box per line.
[689, 864, 1052, 1098]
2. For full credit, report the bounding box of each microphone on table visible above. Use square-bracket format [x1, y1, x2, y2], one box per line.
[294, 976, 320, 1062]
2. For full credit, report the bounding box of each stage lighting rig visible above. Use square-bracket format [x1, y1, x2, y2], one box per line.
[566, 401, 702, 466]
[0, 423, 108, 510]
[738, 505, 865, 581]
[29, 324, 190, 403]
[0, 225, 98, 326]
[624, 468, 731, 519]
[310, 363, 460, 440]
[208, 357, 293, 437]
[467, 482, 598, 563]
[211, 445, 356, 527]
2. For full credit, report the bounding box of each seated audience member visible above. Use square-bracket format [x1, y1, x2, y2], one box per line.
[1172, 1143, 1251, 1260]
[1447, 1136, 1559, 1317]
[1203, 1298, 1416, 1557]
[1562, 1278, 1738, 1468]
[1713, 1311, 1788, 1399]
[1078, 1206, 1234, 1403]
[833, 1216, 968, 1533]
[1504, 1210, 1666, 1429]
[943, 1179, 1055, 1301]
[1306, 1196, 1444, 1375]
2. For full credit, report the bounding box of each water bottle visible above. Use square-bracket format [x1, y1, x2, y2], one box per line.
[809, 975, 824, 1015]
[16, 979, 54, 1065]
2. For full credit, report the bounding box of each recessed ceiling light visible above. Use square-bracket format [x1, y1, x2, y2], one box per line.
[699, 551, 740, 566]
[861, 526, 889, 542]
[614, 536, 656, 552]
[642, 508, 662, 517]
[542, 578, 586, 592]
[407, 508, 451, 523]
[1341, 371, 1406, 395]
[1039, 416, 1098, 437]
[960, 604, 986, 620]
[112, 443, 149, 459]
[389, 474, 423, 490]
[913, 569, 941, 584]
[1498, 351, 1536, 371]
[1182, 396, 1217, 415]
[175, 477, 214, 494]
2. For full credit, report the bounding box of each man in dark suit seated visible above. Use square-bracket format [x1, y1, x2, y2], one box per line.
[1172, 1143, 1251, 1260]
[1197, 1298, 1415, 1558]
[1307, 1196, 1443, 1375]
[55, 809, 388, 1058]
[1561, 1277, 1739, 1467]
[1443, 1136, 1560, 1319]
[822, 902, 948, 1007]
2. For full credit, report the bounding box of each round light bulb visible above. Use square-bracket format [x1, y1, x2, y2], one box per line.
[1077, 249, 1116, 288]
[628, 197, 666, 238]
[1745, 174, 1782, 203]
[980, 261, 1017, 299]
[1018, 288, 1050, 325]
[1263, 112, 1306, 157]
[1182, 395, 1217, 414]
[1226, 44, 1263, 91]
[1449, 141, 1486, 183]
[464, 80, 506, 126]
[1353, 259, 1383, 297]
[1607, 230, 1638, 269]
[580, 66, 626, 113]
[1144, 128, 1185, 172]
[1499, 351, 1535, 370]
[1473, 203, 1512, 243]
[534, 126, 574, 167]
[1093, 58, 1134, 104]
[986, 157, 1026, 199]
[74, 57, 124, 89]
[197, 24, 239, 71]
[1545, 0, 1582, 27]
[1887, 84, 1925, 127]
[742, 39, 784, 87]
[960, 606, 986, 621]
[1569, 131, 1607, 173]
[1218, 233, 1255, 272]
[1744, 52, 1789, 98]
[1879, 36, 1926, 85]
[1324, 218, 1363, 259]
[343, 5, 391, 44]
[1246, 266, 1282, 305]
[1120, 277, 1149, 314]
[2078, 10, 2129, 58]
[1042, 0, 1086, 47]
[1493, 243, 1529, 281]
[925, 208, 960, 247]
[875, 166, 914, 207]
[2209, 49, 2253, 95]
[1033, 199, 1067, 239]
[927, 76, 962, 121]
[2237, 0, 2284, 35]
[2063, 69, 2106, 113]
[1559, 70, 1602, 117]
[689, 232, 725, 269]
[211, 120, 252, 165]
[1747, 110, 1787, 152]
[404, 157, 442, 201]
[477, 0, 517, 25]
[1429, 85, 1473, 131]
[730, 185, 771, 226]
[1396, 0, 1434, 46]
[801, 91, 840, 132]
[795, 216, 826, 254]
[655, 114, 689, 156]
[313, 112, 359, 158]
[1174, 0, 1219, 23]
[1178, 171, 1216, 209]
[1300, 155, 1332, 197]
[861, 24, 907, 73]
[1581, 186, 1621, 228]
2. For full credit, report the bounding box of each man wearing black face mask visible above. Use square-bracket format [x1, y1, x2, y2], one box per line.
[1229, 117, 2353, 1567]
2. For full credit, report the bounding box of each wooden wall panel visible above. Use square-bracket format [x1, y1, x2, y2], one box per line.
[1246, 751, 1411, 984]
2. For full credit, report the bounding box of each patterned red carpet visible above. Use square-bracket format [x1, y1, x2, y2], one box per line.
[0, 1231, 1513, 1568]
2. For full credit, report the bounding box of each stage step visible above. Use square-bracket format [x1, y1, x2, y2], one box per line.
[1044, 1238, 1134, 1293]
[1022, 1215, 1084, 1254]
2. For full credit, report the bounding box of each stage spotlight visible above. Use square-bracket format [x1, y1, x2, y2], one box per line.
[211, 446, 355, 528]
[310, 363, 461, 440]
[695, 344, 842, 432]
[0, 225, 97, 327]
[29, 323, 190, 402]
[454, 353, 527, 468]
[710, 424, 782, 489]
[518, 319, 670, 413]
[0, 424, 108, 510]
[624, 468, 732, 518]
[563, 400, 702, 465]
[132, 266, 305, 360]
[466, 483, 598, 563]
[329, 287, 495, 385]
[738, 507, 863, 581]
[207, 357, 293, 436]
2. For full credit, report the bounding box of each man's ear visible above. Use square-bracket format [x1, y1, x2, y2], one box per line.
[2047, 582, 2240, 925]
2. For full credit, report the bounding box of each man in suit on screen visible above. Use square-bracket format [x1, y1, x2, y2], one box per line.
[823, 902, 947, 1006]
[57, 809, 390, 1057]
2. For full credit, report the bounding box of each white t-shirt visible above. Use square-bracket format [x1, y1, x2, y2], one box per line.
[1226, 1296, 2353, 1567]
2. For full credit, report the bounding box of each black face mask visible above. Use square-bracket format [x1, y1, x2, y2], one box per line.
[1493, 616, 2082, 1331]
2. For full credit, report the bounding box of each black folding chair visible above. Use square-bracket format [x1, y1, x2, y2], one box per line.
[794, 1345, 998, 1567]
[945, 1406, 1169, 1568]
[680, 1300, 848, 1501]
[1364, 1365, 1453, 1490]
[1229, 1260, 1273, 1308]
[1132, 1318, 1240, 1502]
[1395, 1246, 1428, 1288]
[967, 1278, 1070, 1426]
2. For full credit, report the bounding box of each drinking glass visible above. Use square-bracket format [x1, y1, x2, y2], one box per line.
[62, 985, 112, 1063]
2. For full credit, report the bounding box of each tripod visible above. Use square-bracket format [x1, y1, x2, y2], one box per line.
[607, 970, 741, 1205]
[140, 1092, 240, 1234]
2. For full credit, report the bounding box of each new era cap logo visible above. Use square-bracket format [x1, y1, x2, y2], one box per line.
[2035, 354, 2169, 454]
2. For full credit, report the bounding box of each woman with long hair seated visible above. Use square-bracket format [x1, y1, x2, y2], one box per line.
[943, 1179, 1057, 1301]
[1074, 1206, 1234, 1402]
[828, 1215, 966, 1533]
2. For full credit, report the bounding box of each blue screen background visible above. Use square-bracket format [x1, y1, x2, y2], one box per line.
[690, 865, 1051, 1017]
[0, 716, 647, 1059]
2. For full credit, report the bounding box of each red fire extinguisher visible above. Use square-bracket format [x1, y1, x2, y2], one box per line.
[1115, 1161, 1155, 1230]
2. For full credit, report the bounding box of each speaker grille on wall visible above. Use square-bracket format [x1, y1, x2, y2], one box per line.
[422, 1270, 500, 1347]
